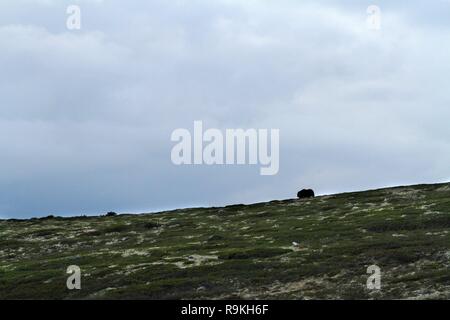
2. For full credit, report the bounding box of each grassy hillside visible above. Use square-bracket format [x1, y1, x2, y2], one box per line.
[1, 183, 450, 299]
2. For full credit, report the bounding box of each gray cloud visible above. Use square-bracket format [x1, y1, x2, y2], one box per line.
[1, 0, 450, 218]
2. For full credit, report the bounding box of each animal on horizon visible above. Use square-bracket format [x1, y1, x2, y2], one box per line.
[297, 189, 315, 199]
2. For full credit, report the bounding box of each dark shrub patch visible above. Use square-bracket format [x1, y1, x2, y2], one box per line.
[103, 224, 130, 233]
[366, 215, 450, 232]
[219, 248, 291, 260]
[208, 235, 224, 242]
[106, 212, 118, 217]
[40, 215, 55, 220]
[144, 222, 161, 229]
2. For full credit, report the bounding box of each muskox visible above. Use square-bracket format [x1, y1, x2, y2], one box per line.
[297, 189, 315, 199]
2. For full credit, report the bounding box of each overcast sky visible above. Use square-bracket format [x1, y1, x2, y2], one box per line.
[1, 0, 450, 218]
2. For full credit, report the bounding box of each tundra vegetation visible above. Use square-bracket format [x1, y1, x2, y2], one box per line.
[0, 183, 449, 299]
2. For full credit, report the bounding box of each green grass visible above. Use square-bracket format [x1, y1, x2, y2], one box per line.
[0, 182, 449, 299]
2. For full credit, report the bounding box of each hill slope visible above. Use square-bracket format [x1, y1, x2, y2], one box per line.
[1, 183, 450, 299]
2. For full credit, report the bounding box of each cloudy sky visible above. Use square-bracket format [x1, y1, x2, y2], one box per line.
[1, 0, 450, 218]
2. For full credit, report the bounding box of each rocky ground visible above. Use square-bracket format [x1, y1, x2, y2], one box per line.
[1, 183, 449, 299]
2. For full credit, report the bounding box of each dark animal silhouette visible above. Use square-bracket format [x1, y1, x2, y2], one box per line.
[297, 189, 315, 199]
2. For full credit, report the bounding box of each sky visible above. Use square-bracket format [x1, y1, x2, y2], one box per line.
[1, 0, 450, 218]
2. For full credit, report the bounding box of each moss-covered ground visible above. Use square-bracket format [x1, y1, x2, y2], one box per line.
[1, 183, 449, 299]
